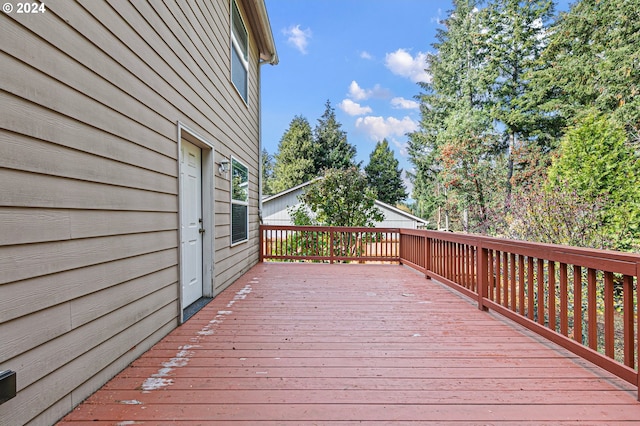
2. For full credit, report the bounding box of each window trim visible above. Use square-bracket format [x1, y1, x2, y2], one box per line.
[230, 0, 249, 104]
[230, 156, 249, 246]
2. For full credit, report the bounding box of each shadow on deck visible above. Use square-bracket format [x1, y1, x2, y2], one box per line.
[58, 263, 640, 424]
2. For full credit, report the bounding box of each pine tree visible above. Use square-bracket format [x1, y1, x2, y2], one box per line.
[314, 100, 357, 172]
[271, 115, 316, 193]
[528, 0, 640, 131]
[482, 0, 555, 202]
[408, 0, 501, 232]
[261, 148, 275, 196]
[364, 139, 407, 205]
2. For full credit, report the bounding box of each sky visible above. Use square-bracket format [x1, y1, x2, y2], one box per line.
[260, 0, 571, 197]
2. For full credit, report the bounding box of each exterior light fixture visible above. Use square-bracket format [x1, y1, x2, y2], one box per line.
[218, 159, 230, 175]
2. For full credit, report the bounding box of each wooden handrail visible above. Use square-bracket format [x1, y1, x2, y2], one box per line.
[260, 225, 640, 400]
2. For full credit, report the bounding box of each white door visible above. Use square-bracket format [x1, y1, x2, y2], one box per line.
[180, 140, 203, 307]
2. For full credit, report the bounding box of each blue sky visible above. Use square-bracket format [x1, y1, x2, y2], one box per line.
[260, 0, 571, 195]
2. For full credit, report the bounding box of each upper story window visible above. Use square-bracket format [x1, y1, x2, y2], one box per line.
[231, 157, 249, 245]
[231, 0, 248, 103]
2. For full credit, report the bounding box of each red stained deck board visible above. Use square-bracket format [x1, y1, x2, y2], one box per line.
[58, 263, 640, 424]
[86, 388, 637, 405]
[98, 376, 633, 393]
[59, 403, 640, 423]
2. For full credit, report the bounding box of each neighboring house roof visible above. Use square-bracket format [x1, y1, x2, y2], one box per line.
[262, 178, 320, 203]
[372, 199, 428, 226]
[262, 179, 428, 227]
[240, 0, 278, 64]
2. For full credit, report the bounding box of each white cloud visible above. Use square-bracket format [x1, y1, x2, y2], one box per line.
[385, 48, 431, 83]
[347, 80, 391, 101]
[360, 51, 373, 60]
[390, 138, 409, 157]
[391, 97, 419, 110]
[339, 99, 372, 116]
[348, 81, 369, 101]
[355, 116, 418, 142]
[283, 25, 312, 54]
[431, 8, 444, 25]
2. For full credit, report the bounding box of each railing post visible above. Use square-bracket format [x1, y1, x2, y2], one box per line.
[259, 225, 264, 262]
[425, 234, 431, 279]
[637, 262, 640, 401]
[477, 242, 488, 311]
[329, 228, 334, 264]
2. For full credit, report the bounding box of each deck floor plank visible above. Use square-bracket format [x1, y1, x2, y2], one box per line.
[58, 263, 640, 424]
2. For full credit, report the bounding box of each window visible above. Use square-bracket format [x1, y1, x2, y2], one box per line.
[231, 157, 249, 244]
[231, 0, 248, 103]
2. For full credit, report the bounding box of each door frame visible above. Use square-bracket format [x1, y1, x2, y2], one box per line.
[177, 122, 215, 323]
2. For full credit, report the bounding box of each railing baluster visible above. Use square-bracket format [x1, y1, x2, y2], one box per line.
[441, 240, 445, 276]
[455, 243, 460, 285]
[537, 258, 545, 325]
[588, 268, 598, 350]
[510, 253, 516, 311]
[477, 243, 488, 311]
[436, 240, 441, 275]
[623, 274, 634, 368]
[466, 244, 470, 287]
[560, 263, 569, 336]
[527, 257, 535, 321]
[503, 251, 509, 308]
[329, 229, 334, 264]
[428, 238, 432, 272]
[549, 261, 556, 332]
[447, 241, 452, 280]
[604, 271, 615, 358]
[574, 265, 583, 344]
[488, 250, 495, 301]
[495, 250, 500, 304]
[518, 255, 525, 316]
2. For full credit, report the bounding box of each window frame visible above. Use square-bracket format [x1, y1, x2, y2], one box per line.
[230, 0, 249, 104]
[230, 156, 249, 245]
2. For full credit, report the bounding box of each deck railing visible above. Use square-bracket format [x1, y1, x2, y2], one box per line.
[260, 225, 400, 263]
[260, 225, 640, 399]
[401, 229, 640, 396]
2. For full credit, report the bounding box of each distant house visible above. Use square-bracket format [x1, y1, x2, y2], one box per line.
[262, 180, 428, 229]
[0, 1, 277, 424]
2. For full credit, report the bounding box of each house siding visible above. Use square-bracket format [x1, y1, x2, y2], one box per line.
[263, 188, 304, 226]
[375, 207, 422, 229]
[0, 0, 270, 424]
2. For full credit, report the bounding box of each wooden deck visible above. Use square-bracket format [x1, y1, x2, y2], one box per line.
[58, 263, 640, 425]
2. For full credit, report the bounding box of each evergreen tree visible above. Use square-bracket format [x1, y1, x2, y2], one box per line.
[314, 100, 357, 171]
[261, 148, 275, 196]
[482, 0, 555, 202]
[271, 115, 316, 193]
[546, 112, 640, 251]
[529, 0, 640, 132]
[408, 0, 501, 231]
[365, 139, 407, 205]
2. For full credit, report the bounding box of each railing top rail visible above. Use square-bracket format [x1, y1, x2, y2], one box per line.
[399, 229, 640, 275]
[262, 225, 401, 233]
[420, 229, 640, 261]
